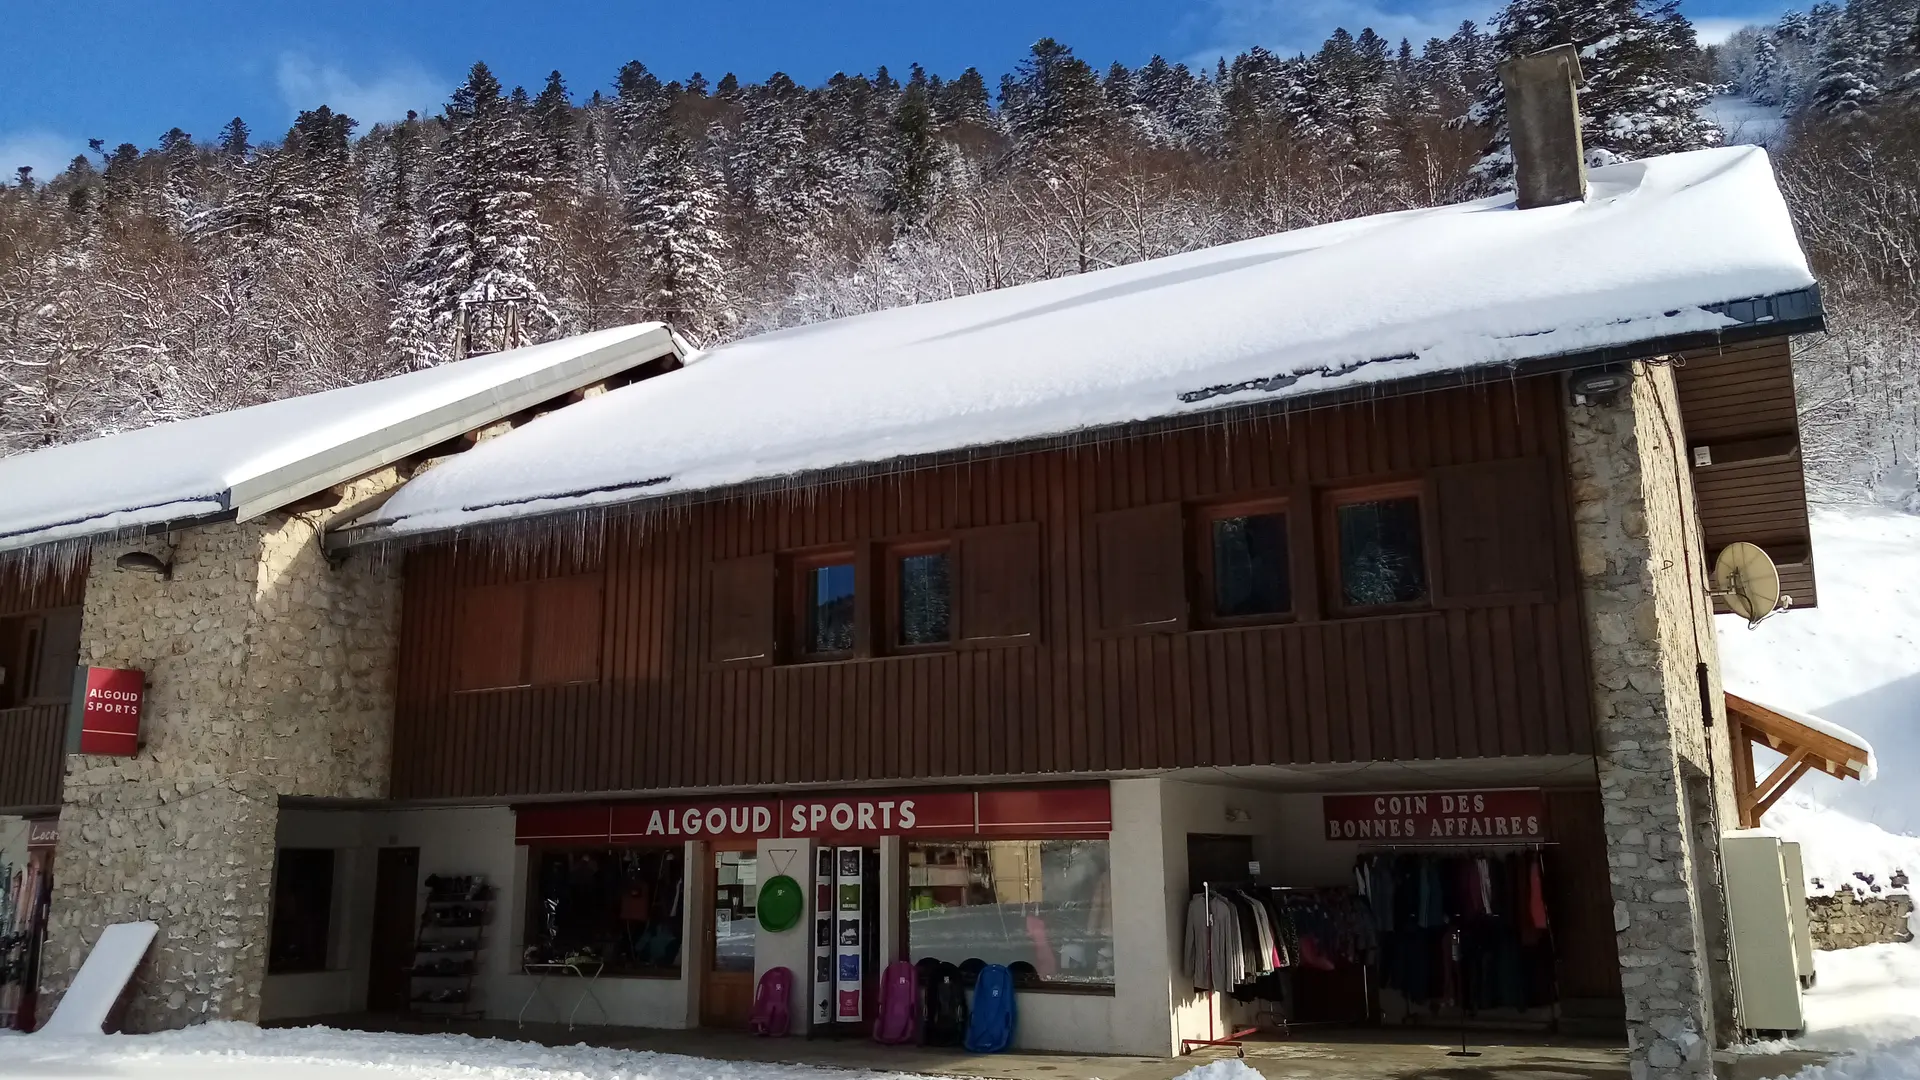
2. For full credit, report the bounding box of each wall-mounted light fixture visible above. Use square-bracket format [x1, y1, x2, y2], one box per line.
[1568, 366, 1631, 405]
[114, 551, 172, 581]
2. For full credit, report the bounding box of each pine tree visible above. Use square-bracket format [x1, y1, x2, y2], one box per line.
[1003, 40, 1110, 158]
[392, 61, 556, 366]
[885, 75, 943, 230]
[627, 121, 730, 343]
[936, 68, 992, 127]
[218, 117, 251, 160]
[532, 70, 577, 182]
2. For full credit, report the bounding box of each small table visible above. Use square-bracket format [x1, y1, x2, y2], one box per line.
[518, 962, 607, 1030]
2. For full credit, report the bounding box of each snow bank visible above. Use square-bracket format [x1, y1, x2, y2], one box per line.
[1719, 505, 1920, 834]
[1794, 943, 1920, 1053]
[0, 324, 674, 554]
[0, 1022, 940, 1080]
[1767, 796, 1920, 897]
[356, 145, 1814, 541]
[1704, 96, 1789, 148]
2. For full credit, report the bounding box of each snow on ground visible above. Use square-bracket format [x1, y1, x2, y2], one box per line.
[356, 146, 1813, 542]
[1764, 795, 1919, 896]
[1718, 504, 1920, 840]
[0, 1022, 939, 1080]
[1793, 942, 1920, 1053]
[1705, 95, 1790, 147]
[1784, 1041, 1920, 1080]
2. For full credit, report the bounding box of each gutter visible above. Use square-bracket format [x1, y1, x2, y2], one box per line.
[326, 287, 1825, 555]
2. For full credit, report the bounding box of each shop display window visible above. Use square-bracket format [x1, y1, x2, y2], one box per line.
[524, 847, 685, 975]
[906, 839, 1114, 988]
[267, 848, 334, 974]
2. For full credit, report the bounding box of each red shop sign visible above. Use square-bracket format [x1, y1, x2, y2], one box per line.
[518, 785, 1110, 847]
[65, 667, 145, 757]
[1322, 789, 1549, 845]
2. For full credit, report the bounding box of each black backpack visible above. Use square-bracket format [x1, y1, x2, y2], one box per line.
[923, 961, 969, 1046]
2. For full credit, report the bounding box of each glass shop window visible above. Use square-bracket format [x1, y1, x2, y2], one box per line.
[906, 839, 1114, 988]
[524, 847, 685, 975]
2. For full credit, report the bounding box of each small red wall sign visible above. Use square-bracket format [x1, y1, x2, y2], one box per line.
[1322, 789, 1549, 845]
[66, 667, 145, 757]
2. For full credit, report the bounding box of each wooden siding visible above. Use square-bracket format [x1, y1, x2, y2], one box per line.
[0, 559, 86, 617]
[391, 377, 1596, 801]
[1675, 337, 1817, 608]
[0, 704, 67, 813]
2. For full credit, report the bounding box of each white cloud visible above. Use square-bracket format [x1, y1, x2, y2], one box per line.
[0, 130, 82, 183]
[1189, 0, 1498, 66]
[1692, 15, 1779, 46]
[275, 53, 447, 125]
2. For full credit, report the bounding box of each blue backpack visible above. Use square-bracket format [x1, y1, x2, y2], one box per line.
[963, 963, 1017, 1053]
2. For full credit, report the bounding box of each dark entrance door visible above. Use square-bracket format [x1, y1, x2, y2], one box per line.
[366, 846, 419, 1013]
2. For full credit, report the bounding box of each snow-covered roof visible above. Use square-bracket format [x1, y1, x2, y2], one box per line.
[0, 324, 686, 554]
[345, 146, 1818, 544]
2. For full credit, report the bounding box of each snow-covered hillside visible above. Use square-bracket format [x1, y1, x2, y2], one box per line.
[1718, 504, 1920, 879]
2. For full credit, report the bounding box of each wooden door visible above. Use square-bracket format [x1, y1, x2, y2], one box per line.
[699, 845, 759, 1028]
[366, 847, 419, 1013]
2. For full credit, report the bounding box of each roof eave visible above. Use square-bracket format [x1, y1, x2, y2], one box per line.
[327, 287, 1824, 555]
[229, 325, 686, 523]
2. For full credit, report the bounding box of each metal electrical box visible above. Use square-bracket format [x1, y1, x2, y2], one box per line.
[1723, 830, 1806, 1034]
[1781, 841, 1816, 988]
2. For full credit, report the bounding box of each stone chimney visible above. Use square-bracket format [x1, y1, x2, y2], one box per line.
[1499, 44, 1587, 209]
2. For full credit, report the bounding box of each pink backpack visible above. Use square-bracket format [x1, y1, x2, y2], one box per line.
[749, 966, 793, 1037]
[871, 960, 920, 1045]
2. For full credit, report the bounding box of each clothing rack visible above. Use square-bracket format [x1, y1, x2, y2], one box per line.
[1180, 881, 1261, 1056]
[1181, 881, 1373, 1053]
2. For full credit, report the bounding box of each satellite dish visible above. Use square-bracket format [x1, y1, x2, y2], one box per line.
[1713, 542, 1792, 628]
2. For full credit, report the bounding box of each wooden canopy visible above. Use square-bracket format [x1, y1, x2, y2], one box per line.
[1726, 692, 1873, 828]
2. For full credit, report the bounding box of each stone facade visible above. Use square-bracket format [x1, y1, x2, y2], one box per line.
[1565, 364, 1743, 1080]
[38, 474, 401, 1031]
[1807, 889, 1915, 950]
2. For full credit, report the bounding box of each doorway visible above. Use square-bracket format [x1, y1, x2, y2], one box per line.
[700, 844, 759, 1028]
[366, 847, 419, 1013]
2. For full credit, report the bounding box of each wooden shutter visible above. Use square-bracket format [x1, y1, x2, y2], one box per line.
[454, 582, 528, 691]
[32, 607, 83, 703]
[709, 554, 776, 664]
[529, 574, 604, 686]
[1092, 502, 1188, 634]
[1431, 456, 1556, 605]
[957, 521, 1042, 646]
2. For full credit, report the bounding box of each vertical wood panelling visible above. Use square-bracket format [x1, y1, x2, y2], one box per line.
[391, 377, 1597, 799]
[0, 561, 88, 810]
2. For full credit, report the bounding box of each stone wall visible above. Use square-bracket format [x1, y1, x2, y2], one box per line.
[1808, 889, 1915, 950]
[1565, 363, 1743, 1080]
[38, 474, 401, 1031]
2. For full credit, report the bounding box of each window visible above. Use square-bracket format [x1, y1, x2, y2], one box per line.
[906, 839, 1113, 988]
[453, 574, 604, 692]
[792, 553, 857, 660]
[0, 607, 81, 709]
[1199, 502, 1292, 625]
[524, 847, 685, 975]
[890, 543, 952, 651]
[1331, 487, 1428, 610]
[268, 848, 335, 974]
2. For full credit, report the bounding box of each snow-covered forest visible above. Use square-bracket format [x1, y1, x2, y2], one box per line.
[0, 0, 1915, 503]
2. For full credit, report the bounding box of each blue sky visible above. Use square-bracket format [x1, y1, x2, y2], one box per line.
[2, 0, 1783, 180]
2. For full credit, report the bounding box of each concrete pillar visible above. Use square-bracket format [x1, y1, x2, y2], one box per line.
[682, 839, 706, 1028]
[1565, 363, 1742, 1079]
[1110, 777, 1178, 1056]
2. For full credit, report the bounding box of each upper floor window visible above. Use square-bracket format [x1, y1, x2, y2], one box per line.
[453, 574, 604, 692]
[890, 543, 952, 651]
[795, 554, 858, 659]
[1329, 485, 1428, 611]
[0, 607, 82, 710]
[1199, 500, 1292, 625]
